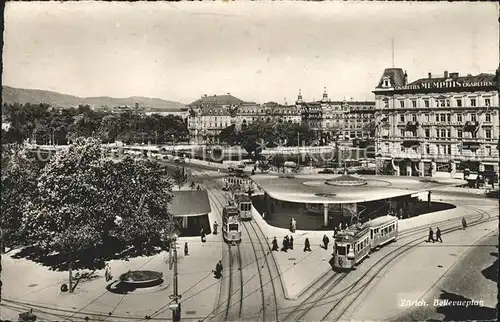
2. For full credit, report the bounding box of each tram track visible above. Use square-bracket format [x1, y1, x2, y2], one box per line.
[321, 206, 496, 322]
[280, 206, 496, 321]
[198, 176, 245, 322]
[195, 171, 280, 321]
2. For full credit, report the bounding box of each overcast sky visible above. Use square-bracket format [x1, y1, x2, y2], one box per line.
[3, 2, 498, 104]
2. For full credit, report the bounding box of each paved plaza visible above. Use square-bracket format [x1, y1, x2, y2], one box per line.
[2, 184, 498, 321]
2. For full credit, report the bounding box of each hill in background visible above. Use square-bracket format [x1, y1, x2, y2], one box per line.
[2, 86, 186, 111]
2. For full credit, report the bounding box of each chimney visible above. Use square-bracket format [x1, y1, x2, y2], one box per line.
[227, 93, 231, 95]
[444, 71, 449, 79]
[404, 70, 408, 85]
[450, 72, 459, 78]
[204, 94, 207, 97]
[428, 72, 432, 79]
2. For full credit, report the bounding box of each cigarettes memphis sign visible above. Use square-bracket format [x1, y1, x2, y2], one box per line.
[394, 80, 495, 91]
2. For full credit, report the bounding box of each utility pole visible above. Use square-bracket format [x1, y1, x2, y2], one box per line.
[297, 132, 300, 168]
[169, 234, 181, 322]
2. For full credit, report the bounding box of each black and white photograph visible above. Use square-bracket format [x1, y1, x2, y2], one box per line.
[1, 2, 498, 322]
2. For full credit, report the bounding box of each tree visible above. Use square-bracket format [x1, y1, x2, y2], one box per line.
[1, 145, 41, 250]
[362, 121, 377, 138]
[22, 138, 177, 291]
[218, 124, 240, 145]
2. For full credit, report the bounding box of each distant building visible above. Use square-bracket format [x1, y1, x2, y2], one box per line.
[373, 68, 499, 178]
[111, 103, 146, 114]
[295, 88, 376, 144]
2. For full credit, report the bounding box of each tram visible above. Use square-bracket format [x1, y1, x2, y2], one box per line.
[332, 215, 398, 270]
[367, 215, 398, 249]
[234, 193, 253, 220]
[332, 223, 371, 270]
[222, 205, 242, 245]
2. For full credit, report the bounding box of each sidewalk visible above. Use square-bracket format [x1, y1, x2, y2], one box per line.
[343, 219, 499, 321]
[1, 220, 226, 321]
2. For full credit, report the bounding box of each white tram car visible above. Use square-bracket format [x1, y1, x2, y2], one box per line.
[332, 215, 398, 270]
[234, 193, 253, 220]
[222, 205, 242, 245]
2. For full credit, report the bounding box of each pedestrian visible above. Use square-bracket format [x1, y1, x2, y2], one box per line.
[201, 227, 206, 243]
[333, 225, 338, 237]
[213, 260, 223, 279]
[427, 228, 435, 243]
[262, 212, 266, 220]
[289, 236, 294, 250]
[281, 236, 288, 252]
[292, 218, 297, 232]
[271, 237, 279, 251]
[105, 263, 112, 282]
[303, 238, 311, 252]
[435, 227, 442, 243]
[462, 217, 467, 230]
[184, 242, 189, 256]
[290, 219, 294, 233]
[322, 234, 330, 250]
[213, 221, 218, 235]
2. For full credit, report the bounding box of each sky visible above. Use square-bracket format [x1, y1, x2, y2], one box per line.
[3, 2, 499, 104]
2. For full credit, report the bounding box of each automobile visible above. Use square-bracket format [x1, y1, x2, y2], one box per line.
[318, 168, 335, 174]
[174, 157, 185, 164]
[222, 185, 230, 191]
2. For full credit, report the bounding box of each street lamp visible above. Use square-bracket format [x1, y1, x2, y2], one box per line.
[169, 233, 181, 322]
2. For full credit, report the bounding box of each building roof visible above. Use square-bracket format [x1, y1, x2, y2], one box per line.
[374, 68, 406, 89]
[199, 106, 231, 116]
[252, 174, 466, 204]
[188, 94, 244, 107]
[170, 190, 211, 217]
[408, 73, 496, 87]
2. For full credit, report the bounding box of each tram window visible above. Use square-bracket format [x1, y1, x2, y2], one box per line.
[346, 245, 350, 254]
[370, 230, 373, 239]
[337, 246, 346, 255]
[229, 224, 239, 231]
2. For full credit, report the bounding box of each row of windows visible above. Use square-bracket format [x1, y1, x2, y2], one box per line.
[399, 128, 493, 139]
[384, 96, 494, 109]
[384, 144, 496, 157]
[355, 237, 370, 253]
[398, 113, 492, 123]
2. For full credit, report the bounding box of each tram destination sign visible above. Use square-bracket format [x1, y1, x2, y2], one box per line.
[394, 80, 494, 91]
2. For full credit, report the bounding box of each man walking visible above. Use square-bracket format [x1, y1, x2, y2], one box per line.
[271, 237, 279, 251]
[435, 227, 443, 243]
[427, 228, 435, 243]
[289, 236, 294, 250]
[322, 234, 330, 250]
[462, 217, 467, 230]
[303, 238, 312, 252]
[213, 221, 218, 235]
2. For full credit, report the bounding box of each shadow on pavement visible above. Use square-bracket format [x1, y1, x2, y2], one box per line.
[481, 252, 498, 283]
[434, 290, 497, 321]
[106, 281, 137, 294]
[10, 239, 166, 272]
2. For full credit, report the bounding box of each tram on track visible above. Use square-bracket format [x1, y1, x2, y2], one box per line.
[234, 193, 253, 220]
[222, 205, 242, 245]
[332, 215, 398, 270]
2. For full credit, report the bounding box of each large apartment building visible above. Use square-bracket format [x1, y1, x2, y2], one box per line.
[295, 89, 375, 144]
[187, 94, 300, 143]
[373, 68, 499, 177]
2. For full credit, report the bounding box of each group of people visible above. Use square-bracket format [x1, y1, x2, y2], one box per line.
[427, 227, 443, 243]
[270, 236, 314, 252]
[427, 217, 468, 243]
[271, 235, 295, 252]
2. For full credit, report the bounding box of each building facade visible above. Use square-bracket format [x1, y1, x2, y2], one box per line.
[187, 94, 301, 143]
[373, 68, 499, 178]
[296, 89, 375, 144]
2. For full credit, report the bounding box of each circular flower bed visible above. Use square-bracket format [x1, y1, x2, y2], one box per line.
[119, 270, 163, 286]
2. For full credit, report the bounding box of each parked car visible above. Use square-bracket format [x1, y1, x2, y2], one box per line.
[318, 168, 335, 174]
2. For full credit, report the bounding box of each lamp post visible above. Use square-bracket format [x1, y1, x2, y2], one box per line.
[169, 233, 181, 322]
